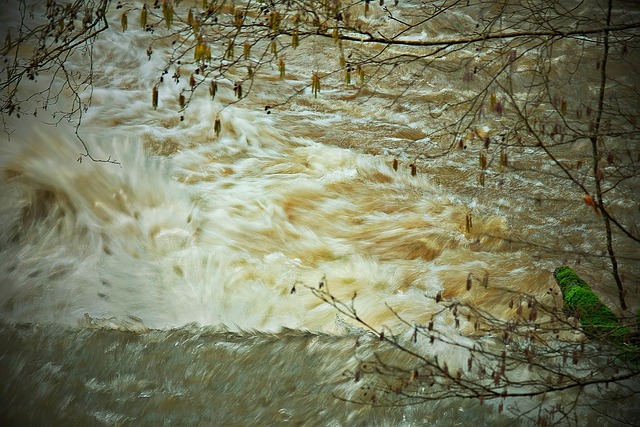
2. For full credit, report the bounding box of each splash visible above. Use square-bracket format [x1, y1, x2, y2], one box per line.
[0, 0, 560, 334]
[0, 111, 554, 333]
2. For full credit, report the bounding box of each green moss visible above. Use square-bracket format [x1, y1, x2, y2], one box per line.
[554, 266, 591, 295]
[554, 267, 639, 363]
[554, 266, 619, 339]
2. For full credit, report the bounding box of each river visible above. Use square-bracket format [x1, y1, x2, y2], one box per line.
[1, 0, 639, 425]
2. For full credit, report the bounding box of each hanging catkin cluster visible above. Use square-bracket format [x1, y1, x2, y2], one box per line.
[140, 4, 147, 28]
[268, 11, 281, 32]
[152, 85, 159, 109]
[292, 13, 300, 48]
[209, 80, 217, 100]
[194, 36, 211, 63]
[162, 1, 174, 28]
[243, 41, 251, 60]
[312, 72, 321, 97]
[225, 40, 234, 59]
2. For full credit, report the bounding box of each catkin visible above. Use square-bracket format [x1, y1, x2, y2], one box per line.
[480, 152, 487, 169]
[312, 72, 321, 97]
[140, 5, 147, 28]
[152, 86, 158, 109]
[226, 40, 234, 59]
[209, 80, 217, 99]
[243, 41, 251, 60]
[163, 1, 173, 28]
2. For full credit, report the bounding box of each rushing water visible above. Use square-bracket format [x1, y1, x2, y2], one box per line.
[1, 1, 639, 425]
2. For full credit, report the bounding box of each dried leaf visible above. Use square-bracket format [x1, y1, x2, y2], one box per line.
[409, 369, 418, 383]
[583, 194, 600, 215]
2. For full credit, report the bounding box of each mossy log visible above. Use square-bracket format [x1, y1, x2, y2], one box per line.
[554, 266, 638, 362]
[554, 266, 624, 340]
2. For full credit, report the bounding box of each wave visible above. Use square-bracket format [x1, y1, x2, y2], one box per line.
[0, 115, 555, 335]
